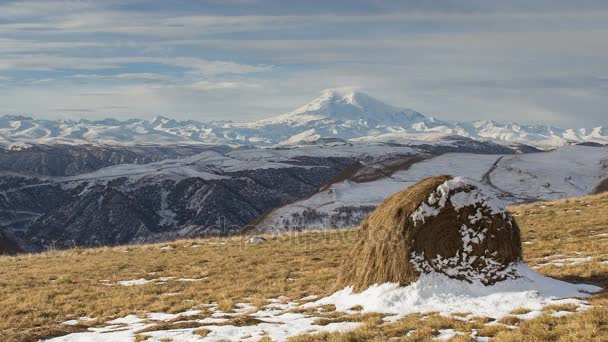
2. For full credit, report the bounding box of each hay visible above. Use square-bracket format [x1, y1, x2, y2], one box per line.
[337, 175, 522, 292]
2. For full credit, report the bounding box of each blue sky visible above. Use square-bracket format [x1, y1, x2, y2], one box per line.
[0, 0, 607, 127]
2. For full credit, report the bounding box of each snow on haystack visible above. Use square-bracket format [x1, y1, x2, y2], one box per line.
[337, 175, 522, 291]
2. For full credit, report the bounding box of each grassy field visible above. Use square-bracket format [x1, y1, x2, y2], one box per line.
[1, 192, 607, 341]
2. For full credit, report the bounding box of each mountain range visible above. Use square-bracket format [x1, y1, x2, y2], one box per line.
[0, 89, 606, 253]
[1, 88, 606, 149]
[0, 140, 522, 253]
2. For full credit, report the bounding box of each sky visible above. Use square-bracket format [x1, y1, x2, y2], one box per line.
[0, 0, 607, 127]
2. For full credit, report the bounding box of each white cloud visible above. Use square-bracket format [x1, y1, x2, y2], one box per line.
[189, 80, 260, 90]
[0, 1, 606, 126]
[72, 73, 169, 81]
[170, 58, 272, 75]
[0, 55, 272, 74]
[0, 55, 122, 71]
[0, 38, 104, 53]
[0, 0, 101, 19]
[0, 11, 411, 37]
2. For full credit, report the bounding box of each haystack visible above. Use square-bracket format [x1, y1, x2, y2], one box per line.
[337, 175, 522, 291]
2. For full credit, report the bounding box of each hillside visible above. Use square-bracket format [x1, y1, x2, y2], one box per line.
[0, 141, 538, 252]
[254, 145, 608, 232]
[0, 192, 606, 341]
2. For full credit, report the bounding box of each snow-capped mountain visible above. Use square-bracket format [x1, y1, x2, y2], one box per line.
[240, 88, 441, 145]
[0, 89, 606, 148]
[254, 88, 428, 127]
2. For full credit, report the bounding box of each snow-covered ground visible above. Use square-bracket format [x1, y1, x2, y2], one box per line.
[255, 145, 608, 232]
[45, 263, 601, 342]
[311, 264, 599, 320]
[490, 146, 607, 200]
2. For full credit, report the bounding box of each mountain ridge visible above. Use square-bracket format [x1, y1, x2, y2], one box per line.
[0, 89, 606, 148]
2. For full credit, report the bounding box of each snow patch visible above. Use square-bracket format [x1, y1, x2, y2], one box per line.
[533, 256, 593, 269]
[157, 189, 177, 226]
[116, 278, 153, 286]
[308, 263, 600, 320]
[436, 329, 463, 340]
[116, 276, 179, 286]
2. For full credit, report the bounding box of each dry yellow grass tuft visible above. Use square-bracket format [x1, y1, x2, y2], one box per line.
[0, 192, 607, 341]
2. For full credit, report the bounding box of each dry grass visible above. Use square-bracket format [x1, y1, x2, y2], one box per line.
[496, 316, 521, 326]
[192, 328, 210, 337]
[543, 303, 579, 313]
[0, 232, 354, 341]
[0, 192, 607, 341]
[509, 307, 532, 315]
[477, 324, 511, 338]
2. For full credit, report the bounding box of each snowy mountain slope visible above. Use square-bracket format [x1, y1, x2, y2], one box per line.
[253, 145, 608, 232]
[0, 140, 526, 252]
[0, 143, 424, 251]
[1, 139, 604, 250]
[0, 89, 606, 148]
[252, 88, 428, 127]
[55, 143, 420, 183]
[0, 144, 228, 177]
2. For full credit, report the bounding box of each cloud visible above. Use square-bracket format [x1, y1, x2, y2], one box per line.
[188, 80, 260, 90]
[72, 73, 169, 81]
[0, 0, 101, 19]
[170, 58, 272, 75]
[0, 1, 606, 126]
[0, 55, 123, 71]
[0, 39, 103, 53]
[0, 55, 272, 74]
[53, 107, 94, 113]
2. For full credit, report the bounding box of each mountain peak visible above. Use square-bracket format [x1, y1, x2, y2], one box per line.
[256, 88, 426, 128]
[294, 87, 395, 115]
[318, 87, 361, 102]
